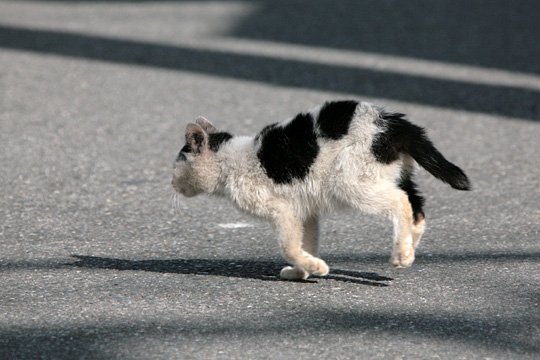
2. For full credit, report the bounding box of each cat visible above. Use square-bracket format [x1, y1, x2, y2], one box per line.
[171, 100, 470, 280]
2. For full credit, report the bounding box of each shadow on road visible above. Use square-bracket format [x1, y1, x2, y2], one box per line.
[19, 0, 540, 75]
[1, 306, 537, 359]
[32, 0, 539, 75]
[230, 0, 540, 75]
[1, 251, 538, 357]
[68, 255, 393, 286]
[0, 23, 539, 120]
[2, 251, 537, 276]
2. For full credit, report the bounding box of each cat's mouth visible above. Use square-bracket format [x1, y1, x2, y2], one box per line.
[172, 180, 197, 198]
[180, 189, 197, 197]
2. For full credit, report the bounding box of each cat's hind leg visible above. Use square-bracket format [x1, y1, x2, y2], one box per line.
[397, 161, 426, 250]
[344, 183, 416, 268]
[412, 214, 425, 250]
[280, 215, 320, 280]
[389, 191, 416, 268]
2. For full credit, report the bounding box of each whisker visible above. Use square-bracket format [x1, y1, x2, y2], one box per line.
[170, 192, 178, 212]
[171, 192, 182, 214]
[175, 193, 180, 212]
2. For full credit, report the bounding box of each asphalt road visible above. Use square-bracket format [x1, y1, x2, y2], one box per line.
[1, 1, 539, 359]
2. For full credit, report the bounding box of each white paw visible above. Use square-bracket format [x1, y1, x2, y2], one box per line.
[390, 252, 415, 268]
[303, 257, 330, 276]
[280, 266, 309, 280]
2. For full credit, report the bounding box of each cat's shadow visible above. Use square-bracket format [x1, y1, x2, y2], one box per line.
[70, 255, 392, 287]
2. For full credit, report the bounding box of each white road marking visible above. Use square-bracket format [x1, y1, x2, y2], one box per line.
[217, 223, 254, 229]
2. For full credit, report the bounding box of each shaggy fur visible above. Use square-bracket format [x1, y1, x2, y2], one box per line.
[172, 102, 470, 280]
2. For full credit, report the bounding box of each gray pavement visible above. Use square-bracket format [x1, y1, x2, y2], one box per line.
[0, 1, 539, 359]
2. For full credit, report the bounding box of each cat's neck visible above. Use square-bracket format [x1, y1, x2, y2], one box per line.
[213, 135, 257, 194]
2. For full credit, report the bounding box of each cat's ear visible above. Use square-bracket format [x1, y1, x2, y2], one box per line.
[185, 123, 208, 154]
[195, 116, 217, 134]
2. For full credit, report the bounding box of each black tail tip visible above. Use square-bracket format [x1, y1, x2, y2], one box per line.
[450, 174, 471, 191]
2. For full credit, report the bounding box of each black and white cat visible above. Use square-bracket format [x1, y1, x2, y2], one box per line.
[172, 100, 470, 280]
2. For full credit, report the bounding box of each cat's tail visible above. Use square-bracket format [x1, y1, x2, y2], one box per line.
[376, 112, 471, 190]
[407, 135, 471, 191]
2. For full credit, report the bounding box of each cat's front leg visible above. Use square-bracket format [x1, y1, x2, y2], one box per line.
[280, 215, 321, 280]
[269, 204, 329, 280]
[301, 215, 319, 256]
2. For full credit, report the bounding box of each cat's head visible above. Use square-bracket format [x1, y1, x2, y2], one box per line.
[172, 116, 223, 197]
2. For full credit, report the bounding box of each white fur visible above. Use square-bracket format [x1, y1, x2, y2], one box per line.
[172, 102, 423, 279]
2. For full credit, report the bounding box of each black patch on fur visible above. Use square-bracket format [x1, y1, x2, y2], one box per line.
[257, 113, 319, 184]
[372, 112, 470, 190]
[254, 123, 278, 142]
[371, 112, 408, 164]
[208, 132, 233, 152]
[398, 171, 425, 223]
[317, 100, 358, 139]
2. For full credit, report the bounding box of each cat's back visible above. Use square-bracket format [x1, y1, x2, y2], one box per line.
[313, 100, 379, 143]
[254, 100, 379, 184]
